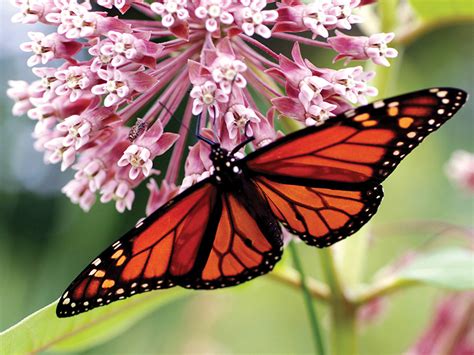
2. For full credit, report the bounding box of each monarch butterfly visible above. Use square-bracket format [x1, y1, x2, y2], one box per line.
[57, 87, 467, 317]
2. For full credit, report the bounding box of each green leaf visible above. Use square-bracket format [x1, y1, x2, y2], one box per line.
[409, 0, 474, 21]
[0, 289, 187, 353]
[396, 248, 474, 290]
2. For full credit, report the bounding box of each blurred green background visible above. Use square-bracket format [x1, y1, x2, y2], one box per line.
[0, 3, 473, 354]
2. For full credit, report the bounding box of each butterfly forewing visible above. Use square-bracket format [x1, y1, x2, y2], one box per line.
[245, 87, 467, 246]
[57, 181, 218, 317]
[246, 88, 468, 189]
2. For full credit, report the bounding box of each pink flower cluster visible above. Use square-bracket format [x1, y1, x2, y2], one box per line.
[8, 0, 397, 214]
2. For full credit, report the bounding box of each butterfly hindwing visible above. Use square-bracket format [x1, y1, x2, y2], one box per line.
[255, 176, 383, 247]
[182, 191, 283, 289]
[57, 179, 283, 316]
[246, 88, 468, 189]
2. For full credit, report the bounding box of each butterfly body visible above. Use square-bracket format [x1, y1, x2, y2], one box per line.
[57, 88, 467, 317]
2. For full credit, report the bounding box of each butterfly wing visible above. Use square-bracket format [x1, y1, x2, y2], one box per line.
[254, 176, 383, 247]
[181, 190, 283, 289]
[57, 180, 219, 317]
[246, 88, 467, 247]
[57, 178, 283, 316]
[246, 88, 468, 189]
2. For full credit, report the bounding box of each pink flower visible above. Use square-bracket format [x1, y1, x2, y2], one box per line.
[224, 104, 260, 139]
[7, 80, 34, 116]
[325, 66, 378, 104]
[302, 0, 338, 38]
[194, 0, 234, 33]
[62, 177, 96, 212]
[118, 145, 154, 179]
[445, 150, 474, 193]
[44, 136, 77, 171]
[329, 31, 398, 67]
[55, 65, 93, 102]
[365, 32, 398, 67]
[190, 80, 228, 117]
[151, 0, 189, 28]
[74, 159, 108, 192]
[118, 120, 178, 180]
[97, 0, 142, 13]
[329, 0, 363, 30]
[56, 114, 92, 149]
[100, 179, 135, 213]
[235, 0, 278, 38]
[11, 0, 57, 24]
[210, 53, 247, 94]
[9, 0, 393, 214]
[407, 292, 474, 355]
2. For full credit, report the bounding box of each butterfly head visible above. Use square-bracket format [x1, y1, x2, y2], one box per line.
[209, 144, 243, 184]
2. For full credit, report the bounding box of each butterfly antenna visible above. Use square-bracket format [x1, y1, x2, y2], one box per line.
[154, 100, 191, 132]
[154, 98, 216, 146]
[195, 112, 217, 146]
[231, 136, 255, 155]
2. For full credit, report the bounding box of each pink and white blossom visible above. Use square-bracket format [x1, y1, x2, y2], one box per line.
[302, 0, 338, 38]
[236, 0, 278, 38]
[55, 65, 93, 102]
[100, 179, 135, 212]
[56, 114, 92, 150]
[190, 80, 228, 117]
[194, 0, 234, 33]
[9, 0, 396, 214]
[326, 66, 378, 104]
[151, 0, 189, 28]
[224, 104, 260, 139]
[118, 145, 154, 180]
[365, 32, 398, 67]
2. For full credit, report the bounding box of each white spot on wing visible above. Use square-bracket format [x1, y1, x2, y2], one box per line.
[373, 100, 385, 109]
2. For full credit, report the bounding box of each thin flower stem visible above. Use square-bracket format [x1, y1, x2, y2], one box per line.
[165, 100, 194, 183]
[352, 278, 417, 306]
[237, 35, 280, 60]
[235, 40, 278, 69]
[245, 67, 281, 99]
[269, 266, 330, 301]
[123, 19, 165, 27]
[272, 32, 332, 49]
[142, 69, 189, 123]
[289, 242, 326, 355]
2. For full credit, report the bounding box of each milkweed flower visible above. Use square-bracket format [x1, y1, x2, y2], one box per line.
[8, 0, 397, 213]
[445, 150, 474, 193]
[406, 292, 474, 355]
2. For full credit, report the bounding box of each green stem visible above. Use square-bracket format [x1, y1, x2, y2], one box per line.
[320, 248, 357, 355]
[289, 242, 326, 355]
[270, 266, 331, 301]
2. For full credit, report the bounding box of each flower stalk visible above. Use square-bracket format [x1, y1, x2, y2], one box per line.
[320, 248, 358, 355]
[289, 242, 327, 355]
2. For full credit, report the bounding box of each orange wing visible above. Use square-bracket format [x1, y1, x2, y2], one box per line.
[57, 182, 283, 317]
[184, 192, 283, 289]
[246, 88, 468, 189]
[254, 176, 383, 247]
[57, 181, 218, 317]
